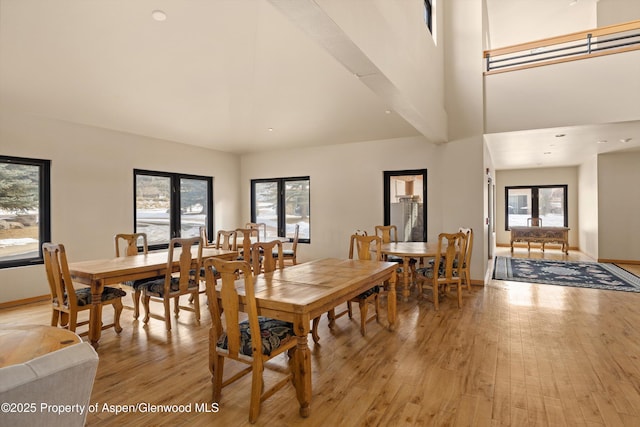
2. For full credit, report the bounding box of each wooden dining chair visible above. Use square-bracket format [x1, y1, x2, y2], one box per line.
[235, 227, 260, 269]
[203, 257, 297, 423]
[276, 224, 299, 266]
[314, 234, 383, 339]
[43, 243, 126, 336]
[251, 240, 284, 276]
[457, 227, 473, 291]
[374, 224, 416, 286]
[114, 233, 163, 319]
[215, 229, 238, 251]
[140, 236, 203, 331]
[415, 232, 465, 310]
[245, 222, 267, 241]
[526, 217, 544, 251]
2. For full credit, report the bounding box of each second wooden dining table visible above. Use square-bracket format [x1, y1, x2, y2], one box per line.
[68, 246, 237, 348]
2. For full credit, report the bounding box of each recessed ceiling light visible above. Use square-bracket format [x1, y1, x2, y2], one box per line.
[555, 134, 566, 138]
[596, 140, 608, 144]
[268, 128, 274, 132]
[384, 110, 392, 114]
[151, 10, 167, 21]
[620, 138, 632, 143]
[543, 151, 552, 155]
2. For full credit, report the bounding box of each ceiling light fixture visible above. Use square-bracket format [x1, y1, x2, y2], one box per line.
[543, 151, 552, 155]
[268, 128, 274, 132]
[596, 140, 608, 144]
[151, 10, 167, 21]
[620, 138, 632, 143]
[384, 110, 392, 114]
[555, 133, 566, 138]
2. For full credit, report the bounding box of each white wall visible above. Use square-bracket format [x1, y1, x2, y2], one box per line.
[495, 167, 579, 249]
[0, 111, 241, 304]
[240, 136, 444, 259]
[578, 156, 599, 259]
[597, 151, 640, 262]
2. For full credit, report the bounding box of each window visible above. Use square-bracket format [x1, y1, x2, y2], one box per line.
[0, 155, 51, 269]
[505, 185, 568, 229]
[251, 177, 310, 243]
[424, 0, 433, 34]
[134, 169, 213, 249]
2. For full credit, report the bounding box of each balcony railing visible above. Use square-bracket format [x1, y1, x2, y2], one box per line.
[484, 19, 640, 75]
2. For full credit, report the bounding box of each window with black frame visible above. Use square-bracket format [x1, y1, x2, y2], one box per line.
[505, 185, 568, 229]
[134, 169, 213, 249]
[251, 177, 310, 243]
[424, 0, 433, 34]
[0, 155, 51, 269]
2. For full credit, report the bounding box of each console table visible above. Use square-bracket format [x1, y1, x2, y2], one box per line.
[510, 226, 570, 254]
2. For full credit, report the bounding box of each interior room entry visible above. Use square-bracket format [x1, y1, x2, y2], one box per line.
[383, 169, 427, 242]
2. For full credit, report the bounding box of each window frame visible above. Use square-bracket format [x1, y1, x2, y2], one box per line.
[250, 176, 310, 244]
[504, 184, 568, 230]
[424, 0, 433, 34]
[0, 155, 51, 269]
[133, 169, 213, 250]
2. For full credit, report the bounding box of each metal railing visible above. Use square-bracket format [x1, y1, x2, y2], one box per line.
[484, 19, 640, 74]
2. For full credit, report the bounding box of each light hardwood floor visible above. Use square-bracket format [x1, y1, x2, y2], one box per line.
[2, 247, 640, 426]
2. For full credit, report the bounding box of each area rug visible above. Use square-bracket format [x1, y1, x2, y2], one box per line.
[493, 256, 640, 293]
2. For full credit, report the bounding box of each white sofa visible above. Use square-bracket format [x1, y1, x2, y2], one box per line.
[0, 342, 99, 427]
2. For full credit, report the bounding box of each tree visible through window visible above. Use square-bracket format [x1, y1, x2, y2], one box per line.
[134, 170, 212, 249]
[251, 177, 310, 243]
[0, 155, 51, 269]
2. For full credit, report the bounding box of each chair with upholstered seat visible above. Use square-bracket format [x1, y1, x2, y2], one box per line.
[415, 232, 465, 310]
[114, 233, 163, 319]
[313, 233, 383, 339]
[203, 257, 297, 424]
[43, 243, 126, 336]
[457, 227, 473, 291]
[235, 228, 260, 272]
[141, 236, 203, 331]
[275, 224, 299, 266]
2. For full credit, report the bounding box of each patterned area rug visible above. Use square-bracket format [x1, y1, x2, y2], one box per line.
[493, 256, 640, 292]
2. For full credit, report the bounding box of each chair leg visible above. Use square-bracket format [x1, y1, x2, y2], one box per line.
[142, 295, 151, 324]
[193, 291, 201, 323]
[60, 311, 69, 327]
[133, 290, 141, 319]
[113, 299, 124, 333]
[51, 309, 60, 327]
[174, 296, 180, 317]
[433, 280, 439, 311]
[249, 364, 264, 423]
[457, 283, 463, 308]
[68, 311, 78, 333]
[347, 301, 353, 319]
[311, 316, 320, 343]
[164, 298, 172, 331]
[464, 270, 472, 291]
[211, 355, 224, 403]
[374, 294, 380, 324]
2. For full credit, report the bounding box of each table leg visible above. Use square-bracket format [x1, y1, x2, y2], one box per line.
[387, 270, 397, 331]
[89, 280, 104, 349]
[402, 257, 410, 301]
[292, 332, 311, 417]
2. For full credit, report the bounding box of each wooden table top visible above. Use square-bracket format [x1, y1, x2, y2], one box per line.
[0, 325, 81, 368]
[69, 247, 237, 283]
[380, 242, 441, 257]
[216, 258, 397, 318]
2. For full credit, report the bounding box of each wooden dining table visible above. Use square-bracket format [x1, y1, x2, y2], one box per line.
[210, 257, 398, 418]
[68, 247, 237, 348]
[380, 242, 441, 301]
[0, 325, 81, 368]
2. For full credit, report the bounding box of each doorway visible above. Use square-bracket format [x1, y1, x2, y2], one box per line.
[383, 169, 427, 242]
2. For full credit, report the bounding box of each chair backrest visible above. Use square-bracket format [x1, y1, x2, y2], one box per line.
[204, 258, 260, 360]
[245, 222, 266, 241]
[163, 236, 203, 294]
[458, 227, 473, 268]
[348, 234, 382, 261]
[374, 225, 398, 244]
[215, 230, 237, 251]
[199, 226, 210, 245]
[236, 228, 259, 258]
[290, 224, 299, 252]
[251, 240, 284, 275]
[527, 217, 542, 227]
[114, 233, 148, 257]
[42, 243, 78, 310]
[433, 232, 465, 282]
